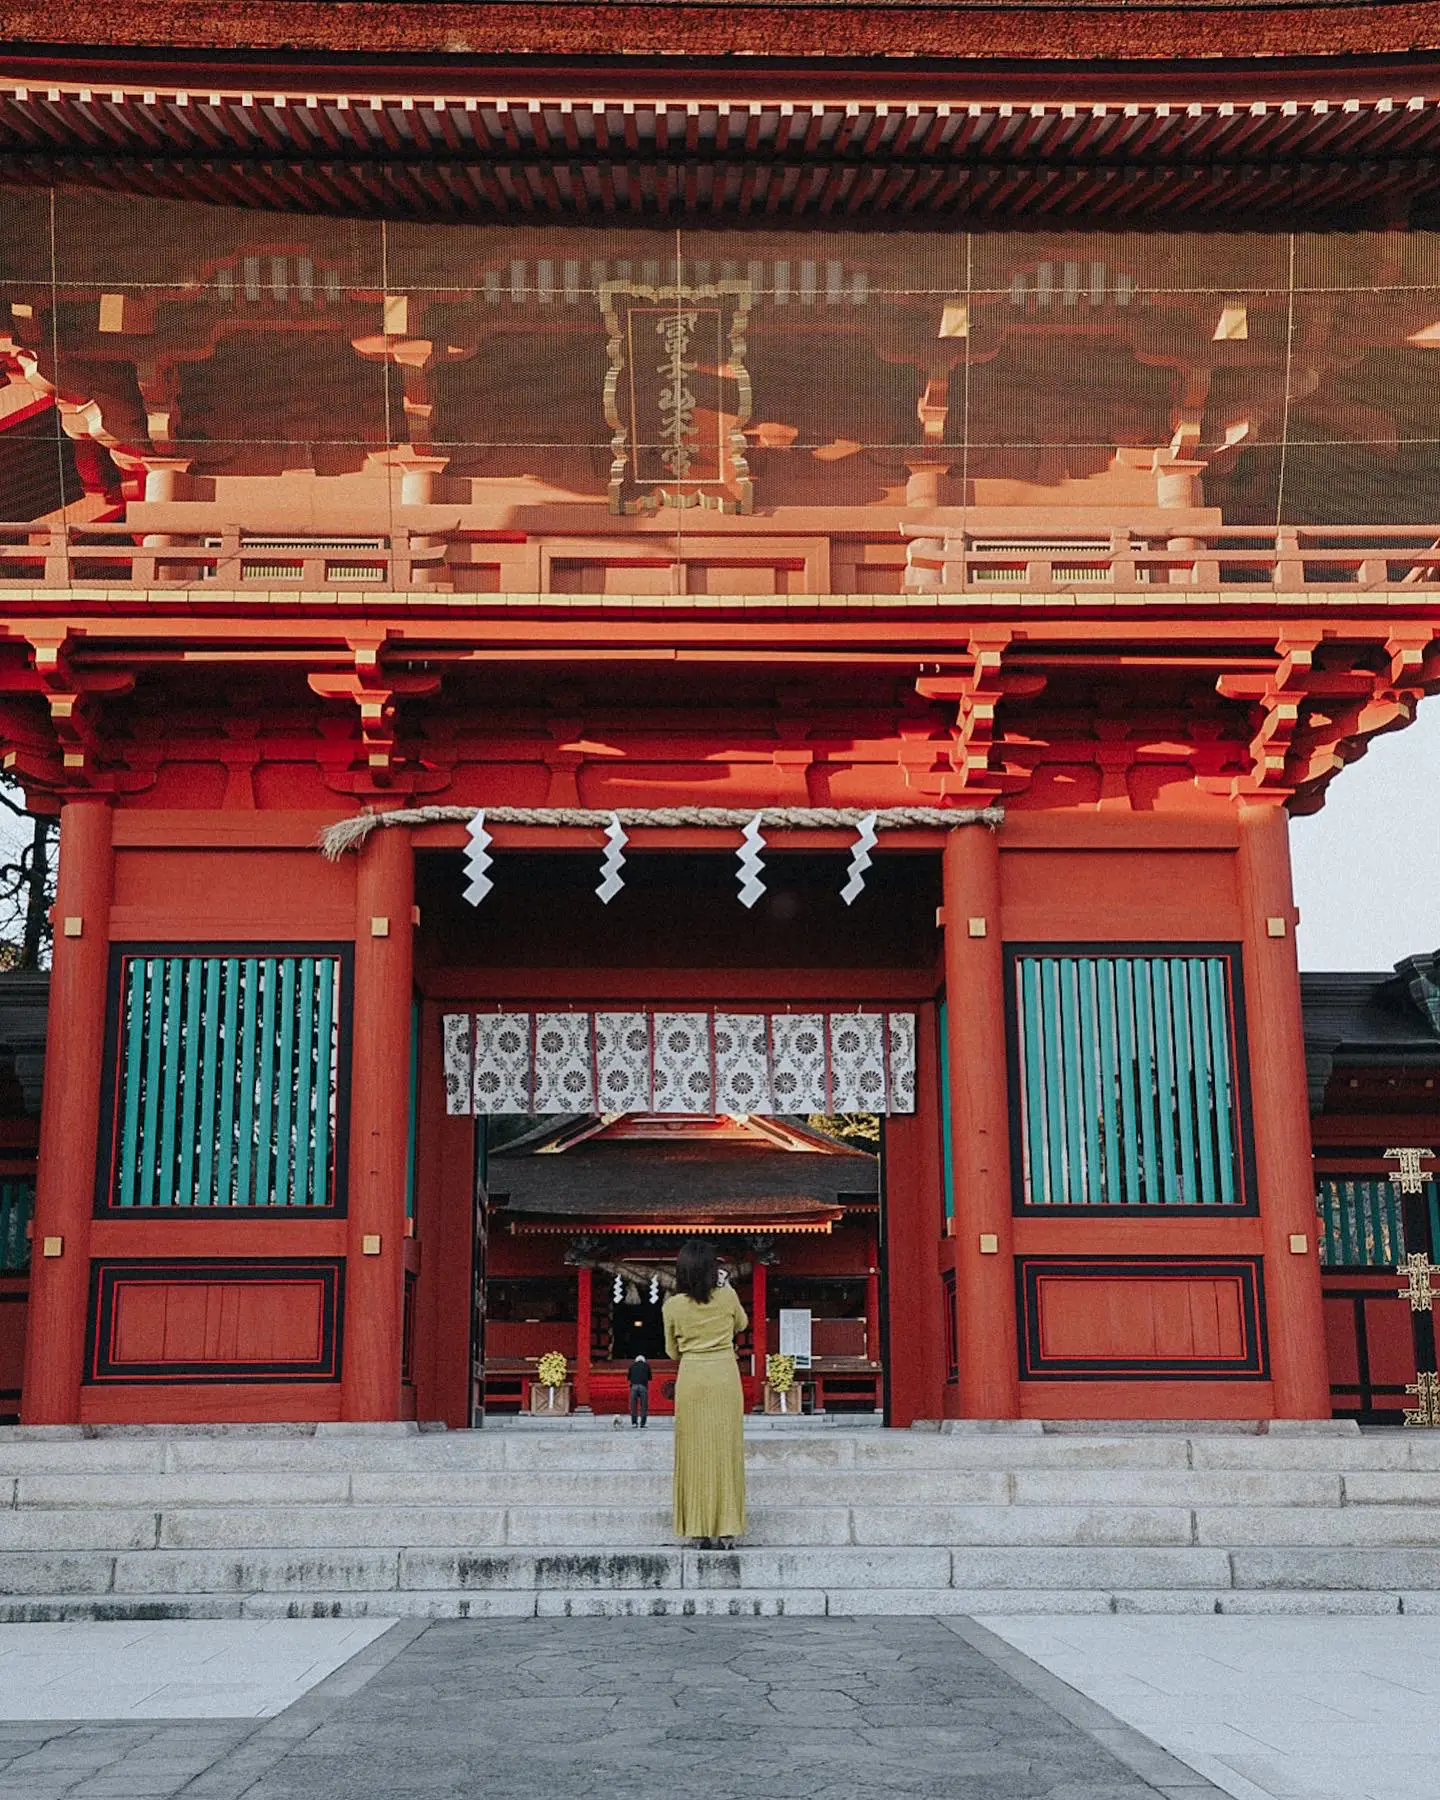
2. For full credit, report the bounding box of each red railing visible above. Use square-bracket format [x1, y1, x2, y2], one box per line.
[0, 523, 447, 590]
[902, 526, 1440, 594]
[2, 521, 1440, 594]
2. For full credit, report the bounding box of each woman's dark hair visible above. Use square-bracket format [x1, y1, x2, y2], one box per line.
[674, 1239, 719, 1304]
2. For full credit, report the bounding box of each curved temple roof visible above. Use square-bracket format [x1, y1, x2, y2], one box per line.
[4, 6, 1440, 225]
[5, 1, 1440, 66]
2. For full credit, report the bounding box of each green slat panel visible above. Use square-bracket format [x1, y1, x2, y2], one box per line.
[1316, 1180, 1338, 1266]
[1205, 960, 1239, 1206]
[217, 960, 240, 1208]
[274, 959, 297, 1206]
[1057, 958, 1085, 1204]
[1131, 960, 1160, 1205]
[1075, 959, 1104, 1204]
[118, 959, 146, 1209]
[255, 958, 279, 1207]
[1313, 1183, 1330, 1266]
[107, 951, 340, 1212]
[0, 1180, 31, 1271]
[1169, 960, 1198, 1205]
[1188, 960, 1219, 1206]
[138, 957, 166, 1209]
[1149, 960, 1180, 1206]
[1019, 959, 1049, 1205]
[157, 958, 184, 1208]
[293, 958, 317, 1209]
[1042, 959, 1069, 1206]
[236, 956, 259, 1208]
[1016, 949, 1245, 1213]
[196, 959, 220, 1209]
[1095, 959, 1122, 1208]
[176, 956, 202, 1209]
[313, 957, 336, 1205]
[1113, 960, 1142, 1206]
[1315, 1177, 1415, 1268]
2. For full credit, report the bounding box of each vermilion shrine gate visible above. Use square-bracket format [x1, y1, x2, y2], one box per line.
[0, 3, 1437, 1428]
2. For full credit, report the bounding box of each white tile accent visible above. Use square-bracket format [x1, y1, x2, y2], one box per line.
[982, 1616, 1440, 1800]
[0, 1618, 391, 1719]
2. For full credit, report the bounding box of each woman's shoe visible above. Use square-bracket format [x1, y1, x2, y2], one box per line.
[717, 1536, 736, 1550]
[697, 1537, 714, 1549]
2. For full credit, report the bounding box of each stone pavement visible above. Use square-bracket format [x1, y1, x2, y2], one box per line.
[0, 1616, 1220, 1800]
[987, 1615, 1440, 1800]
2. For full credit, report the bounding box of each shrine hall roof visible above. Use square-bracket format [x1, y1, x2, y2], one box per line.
[5, 1, 1440, 65]
[1302, 954, 1440, 1111]
[489, 1120, 879, 1223]
[5, 6, 1440, 225]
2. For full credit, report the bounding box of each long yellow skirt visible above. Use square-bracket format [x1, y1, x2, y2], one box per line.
[672, 1349, 746, 1540]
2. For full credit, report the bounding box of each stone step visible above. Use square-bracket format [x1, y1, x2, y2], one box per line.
[15, 1498, 1440, 1551]
[13, 1425, 1440, 1478]
[7, 1466, 1362, 1508]
[8, 1424, 1440, 1618]
[11, 1540, 1440, 1597]
[8, 1585, 1440, 1622]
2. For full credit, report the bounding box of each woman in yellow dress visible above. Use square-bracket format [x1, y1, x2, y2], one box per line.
[663, 1238, 747, 1547]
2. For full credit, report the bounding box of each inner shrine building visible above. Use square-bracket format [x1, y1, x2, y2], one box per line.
[0, 1, 1438, 1429]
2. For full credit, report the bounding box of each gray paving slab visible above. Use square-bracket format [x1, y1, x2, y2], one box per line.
[0, 1617, 1238, 1800]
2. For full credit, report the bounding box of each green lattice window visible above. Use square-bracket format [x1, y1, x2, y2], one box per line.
[1315, 1177, 1439, 1268]
[0, 1178, 33, 1271]
[1011, 950, 1249, 1208]
[105, 952, 347, 1209]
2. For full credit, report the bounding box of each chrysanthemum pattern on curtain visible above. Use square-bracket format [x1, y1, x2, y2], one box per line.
[594, 1011, 652, 1112]
[770, 1014, 829, 1112]
[447, 1009, 917, 1115]
[529, 1011, 596, 1112]
[652, 1012, 713, 1113]
[714, 1014, 773, 1114]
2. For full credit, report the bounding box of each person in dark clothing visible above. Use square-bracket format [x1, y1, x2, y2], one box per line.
[628, 1354, 652, 1427]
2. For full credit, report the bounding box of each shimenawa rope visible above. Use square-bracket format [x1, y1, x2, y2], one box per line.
[318, 803, 1004, 859]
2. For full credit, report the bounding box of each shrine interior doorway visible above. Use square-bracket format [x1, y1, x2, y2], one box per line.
[477, 1109, 885, 1418]
[410, 844, 944, 1430]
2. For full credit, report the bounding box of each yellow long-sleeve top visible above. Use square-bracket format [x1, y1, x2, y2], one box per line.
[663, 1284, 748, 1358]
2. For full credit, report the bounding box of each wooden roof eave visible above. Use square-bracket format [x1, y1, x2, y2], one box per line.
[8, 2, 1440, 73]
[2, 73, 1440, 223]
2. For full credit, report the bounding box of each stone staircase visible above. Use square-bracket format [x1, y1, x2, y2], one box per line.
[6, 1420, 1440, 1619]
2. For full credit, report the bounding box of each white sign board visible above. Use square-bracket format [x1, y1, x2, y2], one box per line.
[778, 1308, 813, 1369]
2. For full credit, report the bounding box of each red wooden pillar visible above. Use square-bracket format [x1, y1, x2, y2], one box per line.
[22, 799, 113, 1424]
[864, 1267, 880, 1369]
[751, 1257, 767, 1380]
[1236, 802, 1330, 1418]
[574, 1263, 593, 1409]
[943, 825, 1020, 1418]
[341, 825, 413, 1420]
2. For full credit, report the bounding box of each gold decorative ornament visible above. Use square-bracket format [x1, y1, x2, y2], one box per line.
[1396, 1254, 1438, 1314]
[766, 1353, 797, 1413]
[535, 1351, 570, 1411]
[1405, 1371, 1440, 1428]
[1385, 1147, 1437, 1195]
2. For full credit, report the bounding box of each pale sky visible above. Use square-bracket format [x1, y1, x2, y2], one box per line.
[0, 702, 1432, 973]
[1290, 696, 1440, 973]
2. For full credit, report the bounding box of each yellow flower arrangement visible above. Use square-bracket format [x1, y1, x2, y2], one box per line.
[537, 1351, 569, 1388]
[766, 1353, 796, 1393]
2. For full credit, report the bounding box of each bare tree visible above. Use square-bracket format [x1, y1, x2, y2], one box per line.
[0, 778, 53, 969]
